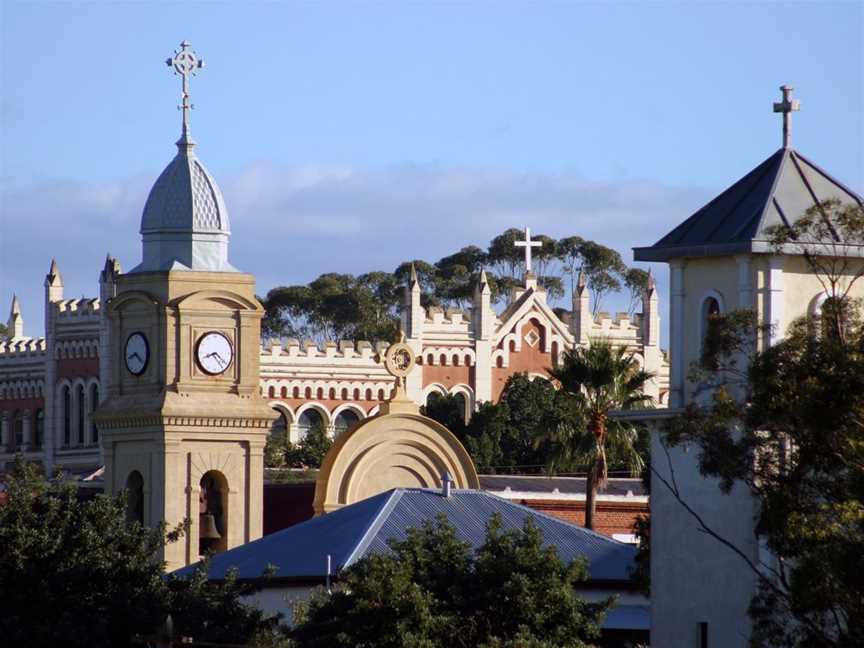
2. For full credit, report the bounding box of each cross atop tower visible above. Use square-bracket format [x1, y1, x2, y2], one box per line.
[514, 226, 543, 275]
[773, 85, 800, 149]
[166, 41, 205, 146]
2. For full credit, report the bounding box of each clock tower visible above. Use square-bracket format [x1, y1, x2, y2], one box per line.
[96, 42, 275, 570]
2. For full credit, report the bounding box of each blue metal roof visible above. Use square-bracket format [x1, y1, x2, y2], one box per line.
[634, 147, 864, 262]
[174, 488, 637, 584]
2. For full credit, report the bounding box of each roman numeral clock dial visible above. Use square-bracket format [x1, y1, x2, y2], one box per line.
[196, 331, 234, 376]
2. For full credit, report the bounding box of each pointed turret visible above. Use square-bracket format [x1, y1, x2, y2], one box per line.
[473, 268, 493, 340]
[642, 269, 660, 347]
[571, 271, 592, 345]
[45, 258, 64, 302]
[401, 263, 424, 340]
[7, 294, 24, 339]
[99, 254, 122, 303]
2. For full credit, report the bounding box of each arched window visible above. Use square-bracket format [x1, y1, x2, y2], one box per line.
[453, 354, 460, 366]
[329, 388, 336, 400]
[12, 411, 23, 450]
[334, 409, 360, 437]
[453, 392, 468, 423]
[341, 388, 348, 400]
[298, 408, 324, 440]
[496, 355, 504, 368]
[76, 385, 85, 445]
[126, 471, 144, 525]
[90, 383, 99, 444]
[62, 386, 71, 447]
[365, 389, 372, 401]
[34, 409, 44, 448]
[293, 387, 300, 399]
[281, 386, 288, 398]
[316, 387, 324, 399]
[353, 388, 360, 400]
[270, 409, 288, 440]
[199, 471, 228, 555]
[426, 391, 442, 408]
[268, 386, 275, 398]
[700, 294, 723, 348]
[378, 389, 385, 401]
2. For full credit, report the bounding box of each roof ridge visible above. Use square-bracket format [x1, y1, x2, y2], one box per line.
[655, 149, 784, 248]
[344, 489, 404, 568]
[790, 150, 864, 207]
[750, 147, 793, 240]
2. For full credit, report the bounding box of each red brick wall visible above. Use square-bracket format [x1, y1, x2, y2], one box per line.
[422, 363, 473, 390]
[518, 499, 648, 538]
[491, 318, 554, 401]
[57, 358, 99, 380]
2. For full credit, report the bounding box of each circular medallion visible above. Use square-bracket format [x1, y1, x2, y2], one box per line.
[124, 332, 149, 376]
[384, 342, 415, 378]
[196, 331, 234, 375]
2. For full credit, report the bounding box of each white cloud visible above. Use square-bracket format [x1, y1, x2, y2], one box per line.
[0, 161, 713, 343]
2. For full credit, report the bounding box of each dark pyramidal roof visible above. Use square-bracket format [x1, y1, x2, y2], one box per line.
[634, 147, 864, 262]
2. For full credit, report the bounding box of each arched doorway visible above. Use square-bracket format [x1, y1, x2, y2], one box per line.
[334, 409, 361, 437]
[125, 471, 144, 525]
[199, 471, 228, 555]
[298, 408, 325, 440]
[270, 408, 289, 441]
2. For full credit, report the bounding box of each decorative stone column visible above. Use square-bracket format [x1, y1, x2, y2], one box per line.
[22, 411, 32, 452]
[669, 260, 687, 408]
[0, 411, 9, 451]
[766, 256, 785, 346]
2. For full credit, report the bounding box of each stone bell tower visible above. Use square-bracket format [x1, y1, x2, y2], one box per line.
[95, 42, 275, 571]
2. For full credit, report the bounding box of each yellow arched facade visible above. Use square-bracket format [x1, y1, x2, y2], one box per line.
[313, 406, 480, 514]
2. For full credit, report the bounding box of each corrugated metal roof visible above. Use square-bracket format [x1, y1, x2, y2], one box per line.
[175, 488, 636, 584]
[634, 147, 864, 262]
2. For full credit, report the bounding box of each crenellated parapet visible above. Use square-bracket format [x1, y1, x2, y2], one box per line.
[0, 337, 47, 358]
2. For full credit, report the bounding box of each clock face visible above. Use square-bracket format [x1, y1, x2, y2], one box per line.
[196, 331, 234, 375]
[125, 332, 149, 376]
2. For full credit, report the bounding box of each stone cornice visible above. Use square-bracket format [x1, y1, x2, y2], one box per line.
[97, 413, 273, 430]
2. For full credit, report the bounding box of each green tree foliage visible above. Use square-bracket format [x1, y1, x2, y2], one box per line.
[289, 513, 612, 648]
[0, 322, 8, 339]
[0, 457, 283, 648]
[623, 268, 650, 317]
[420, 392, 468, 437]
[285, 421, 333, 468]
[545, 342, 652, 529]
[262, 228, 647, 343]
[457, 373, 573, 474]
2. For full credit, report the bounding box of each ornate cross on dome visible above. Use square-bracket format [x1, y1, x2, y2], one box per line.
[514, 227, 543, 274]
[166, 41, 204, 143]
[773, 85, 800, 149]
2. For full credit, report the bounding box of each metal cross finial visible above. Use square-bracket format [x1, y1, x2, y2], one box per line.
[166, 41, 204, 145]
[773, 85, 800, 149]
[514, 226, 543, 275]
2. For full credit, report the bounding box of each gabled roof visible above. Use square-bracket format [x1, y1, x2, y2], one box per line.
[493, 285, 573, 346]
[634, 148, 864, 262]
[173, 488, 636, 584]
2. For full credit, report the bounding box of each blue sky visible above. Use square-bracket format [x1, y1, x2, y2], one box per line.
[1, 1, 862, 343]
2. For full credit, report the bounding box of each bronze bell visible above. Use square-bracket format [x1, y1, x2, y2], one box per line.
[199, 513, 221, 539]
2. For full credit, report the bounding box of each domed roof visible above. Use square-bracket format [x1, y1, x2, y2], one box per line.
[141, 142, 230, 235]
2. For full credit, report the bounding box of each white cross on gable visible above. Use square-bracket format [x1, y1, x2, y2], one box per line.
[514, 227, 543, 274]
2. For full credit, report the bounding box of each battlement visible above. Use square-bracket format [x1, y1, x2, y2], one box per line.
[263, 338, 389, 361]
[593, 311, 643, 332]
[0, 337, 47, 358]
[54, 297, 100, 318]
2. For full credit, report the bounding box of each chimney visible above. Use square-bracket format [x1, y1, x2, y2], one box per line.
[441, 471, 453, 498]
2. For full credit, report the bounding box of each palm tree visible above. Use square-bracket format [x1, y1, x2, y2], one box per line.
[547, 340, 654, 530]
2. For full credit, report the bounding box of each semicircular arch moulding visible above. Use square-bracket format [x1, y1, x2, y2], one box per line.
[313, 411, 480, 514]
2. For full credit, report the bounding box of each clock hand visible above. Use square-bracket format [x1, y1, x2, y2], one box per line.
[128, 352, 142, 363]
[205, 351, 227, 367]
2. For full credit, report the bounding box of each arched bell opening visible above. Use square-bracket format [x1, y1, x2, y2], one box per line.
[125, 470, 144, 525]
[199, 470, 229, 555]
